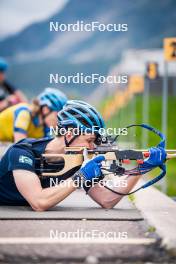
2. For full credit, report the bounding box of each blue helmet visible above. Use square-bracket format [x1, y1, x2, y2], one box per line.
[57, 100, 105, 135]
[38, 88, 67, 111]
[0, 58, 8, 72]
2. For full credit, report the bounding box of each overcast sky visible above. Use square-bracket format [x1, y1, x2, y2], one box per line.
[0, 0, 68, 39]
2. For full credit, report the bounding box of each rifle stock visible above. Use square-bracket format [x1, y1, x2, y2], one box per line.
[39, 147, 176, 177]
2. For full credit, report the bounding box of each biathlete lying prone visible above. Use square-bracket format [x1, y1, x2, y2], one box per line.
[0, 100, 166, 210]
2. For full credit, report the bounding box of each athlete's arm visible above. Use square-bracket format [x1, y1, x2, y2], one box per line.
[9, 147, 76, 211]
[87, 175, 140, 209]
[13, 109, 31, 142]
[13, 170, 76, 211]
[12, 153, 105, 211]
[88, 147, 166, 209]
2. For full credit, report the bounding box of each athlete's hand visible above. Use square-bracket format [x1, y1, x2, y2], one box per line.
[140, 147, 166, 171]
[80, 155, 105, 181]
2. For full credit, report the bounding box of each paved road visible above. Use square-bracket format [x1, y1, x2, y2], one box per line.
[0, 191, 174, 263]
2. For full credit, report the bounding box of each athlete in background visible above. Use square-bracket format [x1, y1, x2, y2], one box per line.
[0, 88, 67, 142]
[0, 58, 27, 112]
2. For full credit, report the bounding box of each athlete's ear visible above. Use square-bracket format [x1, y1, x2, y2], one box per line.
[65, 130, 73, 141]
[41, 106, 50, 115]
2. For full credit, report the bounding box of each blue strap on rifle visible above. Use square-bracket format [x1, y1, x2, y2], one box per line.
[126, 123, 166, 189]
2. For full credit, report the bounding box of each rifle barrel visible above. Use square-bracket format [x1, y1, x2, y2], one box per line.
[167, 154, 176, 159]
[136, 149, 176, 153]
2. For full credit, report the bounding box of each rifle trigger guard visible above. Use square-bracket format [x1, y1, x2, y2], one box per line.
[109, 161, 125, 175]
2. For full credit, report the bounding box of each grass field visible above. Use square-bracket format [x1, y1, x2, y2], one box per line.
[99, 95, 176, 196]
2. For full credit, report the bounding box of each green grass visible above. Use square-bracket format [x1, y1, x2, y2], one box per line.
[100, 95, 176, 196]
[128, 194, 135, 203]
[147, 226, 156, 233]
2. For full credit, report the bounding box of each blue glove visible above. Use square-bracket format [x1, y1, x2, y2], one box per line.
[139, 147, 166, 173]
[80, 155, 105, 181]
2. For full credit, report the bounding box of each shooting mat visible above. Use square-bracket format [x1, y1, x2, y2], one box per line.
[0, 190, 142, 220]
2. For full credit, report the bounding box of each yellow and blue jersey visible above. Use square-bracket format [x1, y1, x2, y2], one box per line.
[0, 103, 48, 142]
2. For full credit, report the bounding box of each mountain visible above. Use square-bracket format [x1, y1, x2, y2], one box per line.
[0, 0, 176, 98]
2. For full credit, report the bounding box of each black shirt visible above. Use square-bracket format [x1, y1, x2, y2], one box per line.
[0, 137, 78, 205]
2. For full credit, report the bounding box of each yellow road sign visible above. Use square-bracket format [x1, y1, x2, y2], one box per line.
[146, 62, 159, 80]
[128, 75, 144, 94]
[164, 37, 176, 61]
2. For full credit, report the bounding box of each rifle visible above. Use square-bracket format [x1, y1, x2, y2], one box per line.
[38, 146, 176, 176]
[36, 124, 176, 195]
